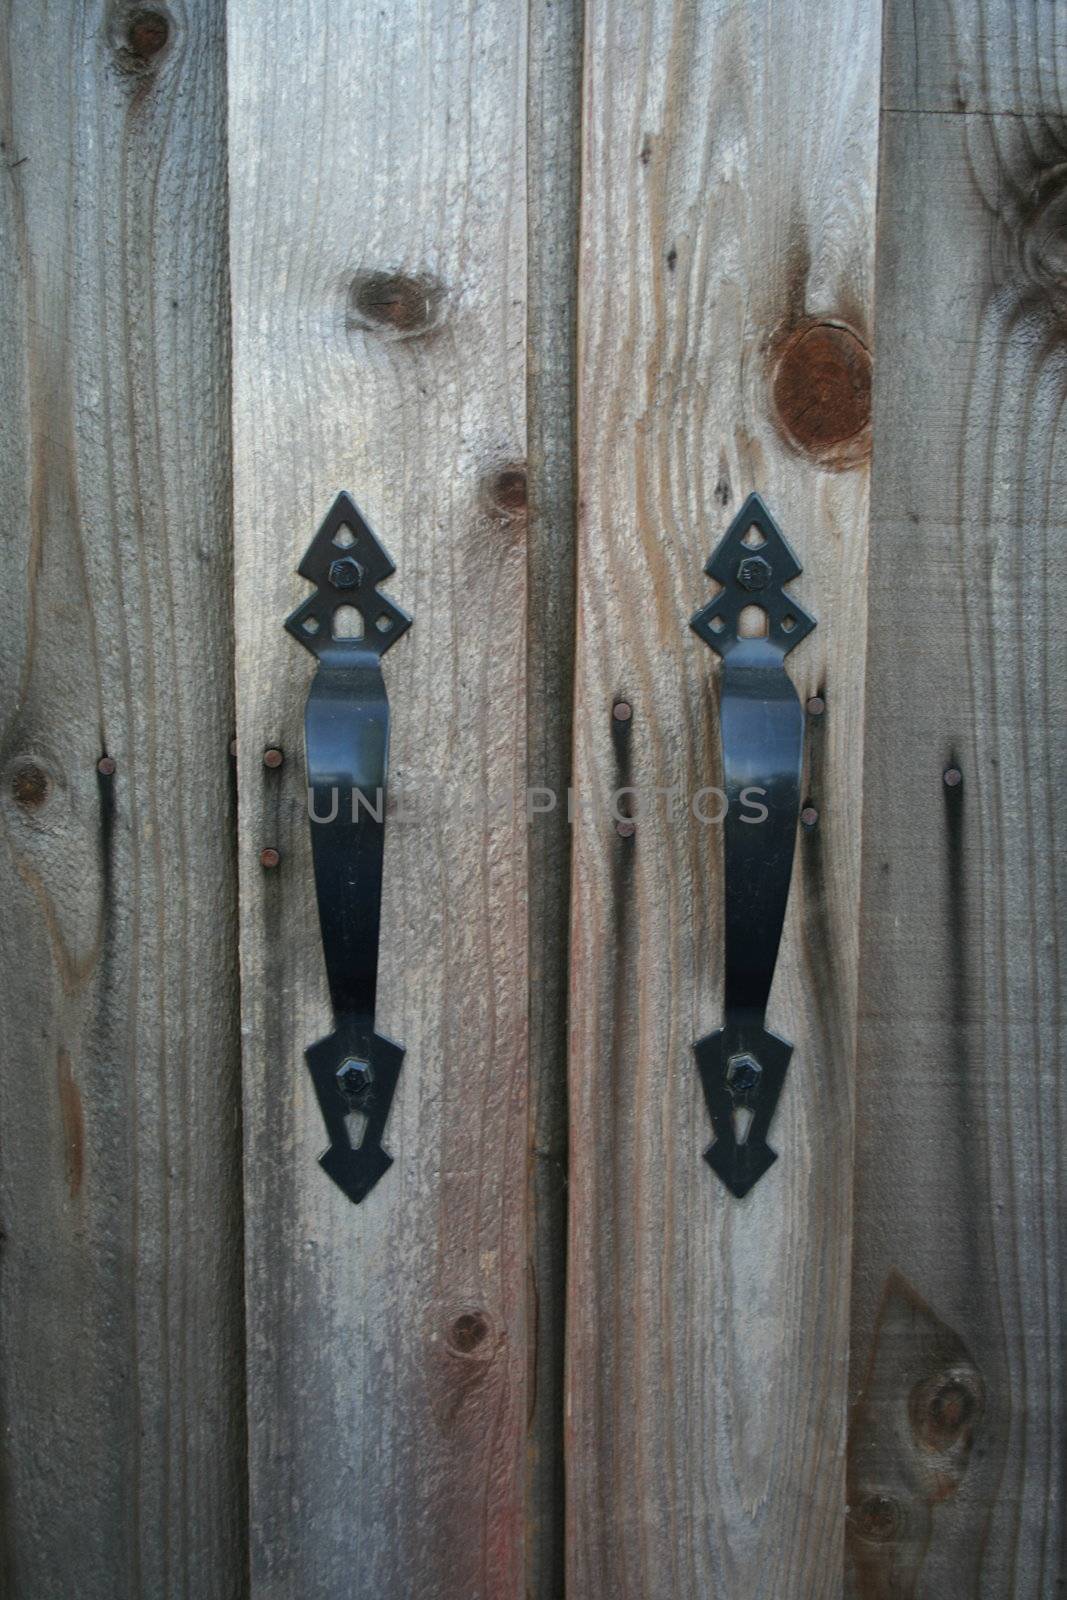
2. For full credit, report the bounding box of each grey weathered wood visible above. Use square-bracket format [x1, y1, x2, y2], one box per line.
[848, 2, 1067, 1594]
[228, 3, 532, 1595]
[565, 2, 881, 1595]
[525, 0, 582, 1591]
[0, 3, 244, 1596]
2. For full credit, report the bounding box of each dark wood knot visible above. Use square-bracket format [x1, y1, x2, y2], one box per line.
[772, 319, 872, 468]
[346, 271, 445, 340]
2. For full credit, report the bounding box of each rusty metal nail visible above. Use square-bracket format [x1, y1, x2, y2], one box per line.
[801, 805, 819, 828]
[97, 756, 117, 776]
[612, 701, 633, 722]
[263, 747, 284, 769]
[260, 847, 280, 869]
[944, 767, 962, 788]
[616, 819, 636, 838]
[806, 696, 825, 717]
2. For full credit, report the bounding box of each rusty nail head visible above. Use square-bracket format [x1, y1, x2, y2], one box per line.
[616, 818, 636, 838]
[263, 747, 284, 769]
[944, 767, 962, 788]
[97, 756, 117, 776]
[260, 847, 281, 869]
[801, 806, 819, 828]
[613, 701, 633, 722]
[806, 696, 825, 717]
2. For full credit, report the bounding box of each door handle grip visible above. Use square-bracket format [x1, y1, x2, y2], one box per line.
[690, 493, 815, 1197]
[285, 492, 412, 1203]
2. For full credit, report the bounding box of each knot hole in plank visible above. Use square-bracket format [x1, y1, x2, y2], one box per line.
[109, 4, 173, 72]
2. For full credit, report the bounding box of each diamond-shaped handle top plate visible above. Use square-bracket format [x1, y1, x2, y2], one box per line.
[690, 492, 815, 659]
[285, 491, 412, 660]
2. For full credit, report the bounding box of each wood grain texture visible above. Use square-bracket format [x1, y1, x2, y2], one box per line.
[0, 2, 245, 1596]
[848, 2, 1067, 1594]
[228, 3, 531, 1595]
[525, 0, 582, 1591]
[565, 2, 880, 1594]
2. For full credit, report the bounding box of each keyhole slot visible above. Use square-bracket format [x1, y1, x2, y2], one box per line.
[332, 605, 365, 639]
[732, 1105, 755, 1146]
[344, 1109, 369, 1150]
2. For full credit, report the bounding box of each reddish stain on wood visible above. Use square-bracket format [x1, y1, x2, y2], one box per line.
[56, 1049, 85, 1198]
[771, 319, 872, 468]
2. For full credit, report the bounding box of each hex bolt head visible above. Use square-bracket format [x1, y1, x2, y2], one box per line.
[329, 556, 364, 590]
[737, 554, 773, 591]
[337, 1059, 372, 1105]
[726, 1052, 762, 1094]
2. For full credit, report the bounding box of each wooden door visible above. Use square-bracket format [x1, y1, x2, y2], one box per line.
[0, 1, 1062, 1597]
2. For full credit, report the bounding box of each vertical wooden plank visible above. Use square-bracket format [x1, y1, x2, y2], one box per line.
[228, 4, 530, 1596]
[848, 3, 1066, 1594]
[526, 0, 582, 1591]
[566, 2, 880, 1595]
[0, 3, 244, 1596]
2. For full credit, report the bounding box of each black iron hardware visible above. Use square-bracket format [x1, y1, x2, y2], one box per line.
[690, 493, 815, 1197]
[286, 492, 412, 1203]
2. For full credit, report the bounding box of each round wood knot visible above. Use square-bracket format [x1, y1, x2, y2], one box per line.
[1018, 164, 1067, 312]
[772, 320, 872, 468]
[126, 9, 169, 57]
[484, 463, 527, 518]
[111, 6, 171, 70]
[11, 762, 52, 810]
[850, 1492, 902, 1544]
[909, 1366, 984, 1454]
[346, 271, 444, 340]
[448, 1310, 490, 1355]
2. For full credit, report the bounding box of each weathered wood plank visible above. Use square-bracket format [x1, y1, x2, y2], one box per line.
[228, 3, 531, 1595]
[565, 2, 881, 1594]
[525, 0, 582, 1591]
[848, 2, 1067, 1594]
[0, 3, 244, 1596]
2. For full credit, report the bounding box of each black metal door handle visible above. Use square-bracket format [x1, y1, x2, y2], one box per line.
[690, 493, 815, 1197]
[285, 492, 412, 1203]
